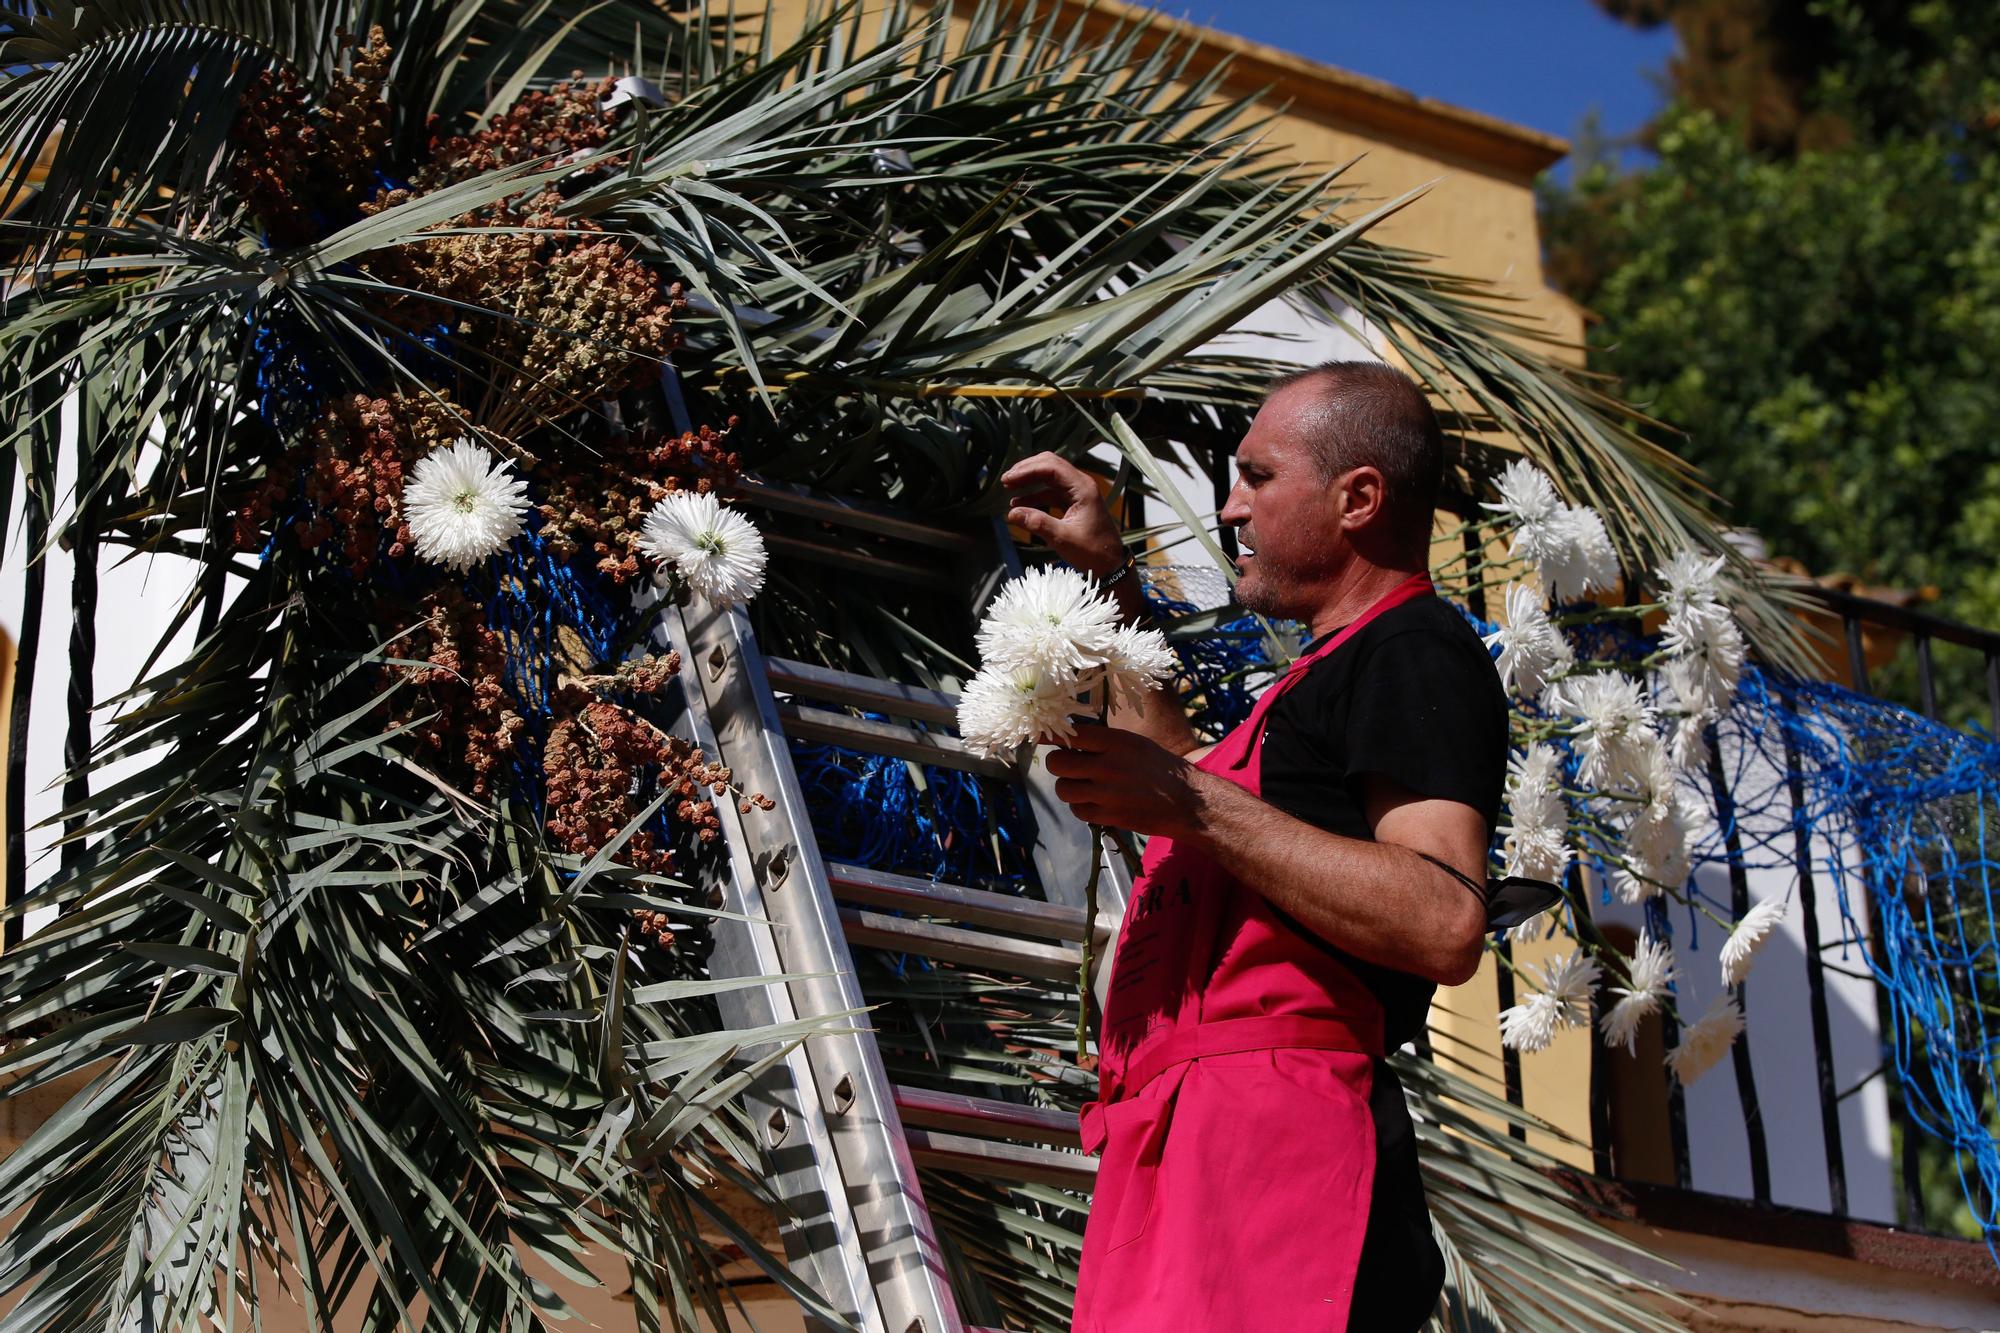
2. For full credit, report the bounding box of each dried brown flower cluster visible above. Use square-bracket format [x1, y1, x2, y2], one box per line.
[282, 393, 465, 575]
[232, 27, 392, 244]
[543, 682, 728, 875]
[359, 188, 684, 438]
[633, 909, 684, 951]
[415, 77, 619, 191]
[534, 423, 742, 582]
[225, 39, 763, 879]
[395, 587, 529, 798]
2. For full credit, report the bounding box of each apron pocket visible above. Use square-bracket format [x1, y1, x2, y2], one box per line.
[1096, 1088, 1175, 1253]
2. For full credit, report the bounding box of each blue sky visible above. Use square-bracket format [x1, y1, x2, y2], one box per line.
[1136, 1, 1679, 176]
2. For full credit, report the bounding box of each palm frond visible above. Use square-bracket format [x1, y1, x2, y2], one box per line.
[1, 0, 1759, 1327]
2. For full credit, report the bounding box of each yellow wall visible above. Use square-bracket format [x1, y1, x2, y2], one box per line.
[759, 0, 1585, 364]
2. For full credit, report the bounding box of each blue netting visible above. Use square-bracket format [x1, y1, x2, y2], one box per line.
[484, 512, 632, 810]
[1718, 667, 2000, 1249]
[1461, 605, 2000, 1251]
[789, 734, 1034, 896]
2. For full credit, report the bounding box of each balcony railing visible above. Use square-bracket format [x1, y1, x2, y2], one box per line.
[1491, 579, 2000, 1245]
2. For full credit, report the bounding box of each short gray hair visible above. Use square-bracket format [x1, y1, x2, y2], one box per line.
[1267, 360, 1443, 555]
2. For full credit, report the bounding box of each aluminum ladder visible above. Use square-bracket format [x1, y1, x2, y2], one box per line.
[651, 477, 1132, 1333]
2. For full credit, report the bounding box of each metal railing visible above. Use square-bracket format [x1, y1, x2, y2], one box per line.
[1514, 583, 2000, 1231]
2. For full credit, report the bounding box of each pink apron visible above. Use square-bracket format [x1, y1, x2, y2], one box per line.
[1072, 573, 1434, 1332]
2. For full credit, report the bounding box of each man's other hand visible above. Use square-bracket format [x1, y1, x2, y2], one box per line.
[1046, 723, 1209, 837]
[1001, 452, 1124, 576]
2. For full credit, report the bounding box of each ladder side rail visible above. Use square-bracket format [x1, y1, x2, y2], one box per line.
[664, 593, 966, 1333]
[656, 657, 894, 1332]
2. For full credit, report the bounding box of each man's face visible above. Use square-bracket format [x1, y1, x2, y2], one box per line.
[1219, 387, 1350, 619]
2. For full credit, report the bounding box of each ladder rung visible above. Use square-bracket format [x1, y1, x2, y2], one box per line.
[734, 478, 983, 553]
[894, 1084, 1082, 1149]
[765, 533, 956, 589]
[827, 862, 1090, 943]
[767, 657, 959, 726]
[839, 908, 1081, 982]
[905, 1127, 1096, 1189]
[779, 703, 1016, 780]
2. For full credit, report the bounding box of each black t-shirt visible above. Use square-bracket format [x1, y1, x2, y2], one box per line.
[1256, 592, 1507, 1333]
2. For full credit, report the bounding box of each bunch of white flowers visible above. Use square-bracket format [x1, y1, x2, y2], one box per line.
[1500, 743, 1570, 883]
[1475, 477, 1769, 1087]
[1652, 550, 1748, 769]
[1484, 460, 1618, 604]
[957, 566, 1176, 760]
[1499, 949, 1600, 1054]
[639, 490, 769, 604]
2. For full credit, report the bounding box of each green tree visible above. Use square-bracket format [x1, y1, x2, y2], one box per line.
[1545, 0, 2000, 725]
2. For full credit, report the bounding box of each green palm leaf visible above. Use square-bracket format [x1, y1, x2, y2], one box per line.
[1, 2, 1747, 1328]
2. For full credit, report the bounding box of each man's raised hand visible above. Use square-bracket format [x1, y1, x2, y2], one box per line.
[1001, 452, 1124, 576]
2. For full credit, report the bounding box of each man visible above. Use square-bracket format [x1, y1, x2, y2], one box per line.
[1001, 361, 1507, 1331]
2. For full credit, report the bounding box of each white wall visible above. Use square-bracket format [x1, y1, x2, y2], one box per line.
[1, 422, 230, 916]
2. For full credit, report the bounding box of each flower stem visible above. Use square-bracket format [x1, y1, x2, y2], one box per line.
[1076, 825, 1107, 1063]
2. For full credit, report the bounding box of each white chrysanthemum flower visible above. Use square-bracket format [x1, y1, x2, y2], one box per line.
[1484, 584, 1575, 698]
[1600, 934, 1677, 1054]
[1540, 505, 1620, 603]
[1630, 733, 1681, 819]
[1501, 743, 1571, 882]
[1720, 897, 1789, 987]
[1666, 701, 1715, 772]
[1500, 989, 1564, 1054]
[976, 566, 1122, 683]
[640, 490, 768, 603]
[1663, 614, 1747, 715]
[1485, 459, 1564, 529]
[1668, 993, 1744, 1086]
[1657, 550, 1732, 638]
[1565, 670, 1655, 791]
[1483, 461, 1619, 604]
[955, 664, 1086, 760]
[1499, 950, 1600, 1054]
[1102, 623, 1178, 710]
[1616, 802, 1695, 903]
[402, 438, 531, 572]
[1613, 740, 1707, 901]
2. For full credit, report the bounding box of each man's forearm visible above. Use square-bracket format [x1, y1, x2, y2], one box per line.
[1176, 775, 1487, 986]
